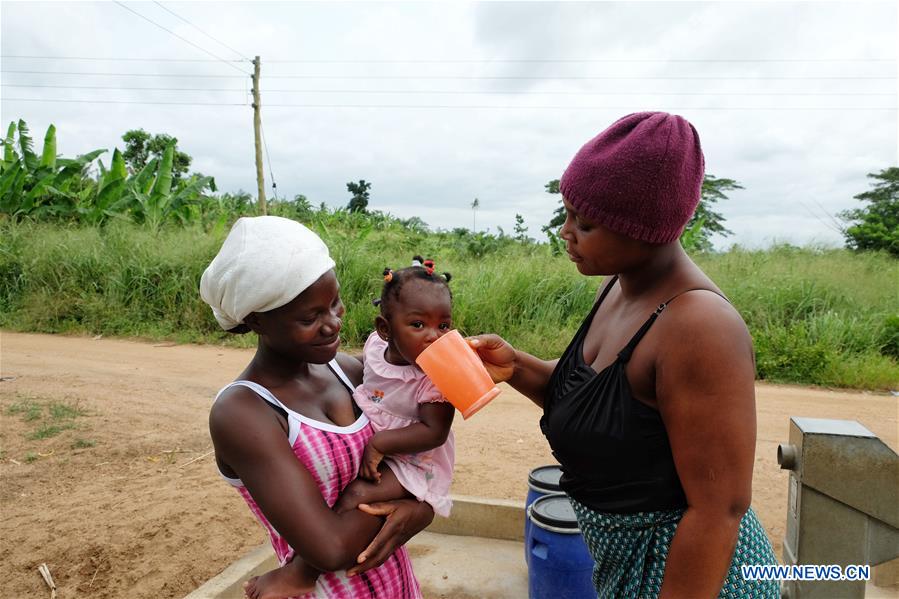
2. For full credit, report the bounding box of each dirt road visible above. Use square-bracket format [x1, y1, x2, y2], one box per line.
[1, 332, 896, 598]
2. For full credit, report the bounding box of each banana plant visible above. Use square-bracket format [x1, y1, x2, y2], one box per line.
[40, 124, 57, 169]
[0, 121, 28, 214]
[0, 160, 26, 215]
[0, 119, 106, 220]
[122, 144, 172, 233]
[1, 122, 17, 172]
[81, 148, 128, 225]
[2, 120, 213, 227]
[16, 119, 39, 172]
[121, 142, 213, 233]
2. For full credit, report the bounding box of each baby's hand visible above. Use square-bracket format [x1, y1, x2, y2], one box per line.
[360, 441, 384, 483]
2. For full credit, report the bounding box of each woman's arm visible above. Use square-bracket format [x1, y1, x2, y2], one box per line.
[210, 387, 431, 572]
[653, 295, 757, 599]
[360, 402, 454, 480]
[467, 335, 557, 407]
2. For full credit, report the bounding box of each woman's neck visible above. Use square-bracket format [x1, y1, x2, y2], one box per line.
[617, 242, 691, 299]
[244, 341, 311, 386]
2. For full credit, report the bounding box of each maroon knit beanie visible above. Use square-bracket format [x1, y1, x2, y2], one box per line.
[559, 111, 705, 244]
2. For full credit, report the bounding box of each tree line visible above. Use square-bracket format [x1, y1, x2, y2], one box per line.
[1, 119, 895, 256]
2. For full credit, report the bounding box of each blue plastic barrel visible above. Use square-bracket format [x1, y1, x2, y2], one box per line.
[527, 493, 596, 599]
[525, 465, 563, 563]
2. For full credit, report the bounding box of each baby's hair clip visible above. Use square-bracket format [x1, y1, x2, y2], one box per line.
[382, 268, 394, 283]
[411, 255, 424, 267]
[423, 259, 435, 275]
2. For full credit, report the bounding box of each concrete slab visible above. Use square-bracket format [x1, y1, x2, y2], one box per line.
[408, 531, 528, 599]
[183, 532, 527, 599]
[184, 534, 896, 599]
[183, 545, 274, 599]
[426, 494, 525, 541]
[182, 490, 896, 598]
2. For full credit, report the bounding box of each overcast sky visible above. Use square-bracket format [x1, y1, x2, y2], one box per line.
[2, 1, 896, 248]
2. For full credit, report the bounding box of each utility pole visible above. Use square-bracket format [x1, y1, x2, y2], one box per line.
[251, 56, 266, 215]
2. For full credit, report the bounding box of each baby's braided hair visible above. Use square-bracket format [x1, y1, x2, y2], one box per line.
[374, 255, 452, 316]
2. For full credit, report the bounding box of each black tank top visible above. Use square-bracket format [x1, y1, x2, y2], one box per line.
[542, 276, 722, 513]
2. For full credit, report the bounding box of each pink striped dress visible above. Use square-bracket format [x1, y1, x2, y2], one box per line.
[215, 360, 422, 599]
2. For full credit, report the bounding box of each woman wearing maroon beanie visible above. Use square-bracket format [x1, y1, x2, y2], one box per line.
[470, 112, 778, 598]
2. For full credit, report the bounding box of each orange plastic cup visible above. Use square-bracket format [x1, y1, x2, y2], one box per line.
[416, 329, 502, 419]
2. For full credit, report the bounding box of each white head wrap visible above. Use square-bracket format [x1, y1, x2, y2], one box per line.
[200, 216, 336, 331]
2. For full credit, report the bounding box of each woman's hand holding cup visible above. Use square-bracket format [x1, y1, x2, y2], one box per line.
[466, 334, 517, 384]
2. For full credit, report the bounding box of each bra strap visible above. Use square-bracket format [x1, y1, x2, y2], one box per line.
[327, 359, 356, 392]
[617, 310, 662, 363]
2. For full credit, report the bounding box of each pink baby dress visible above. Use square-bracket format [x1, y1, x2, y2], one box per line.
[353, 332, 455, 517]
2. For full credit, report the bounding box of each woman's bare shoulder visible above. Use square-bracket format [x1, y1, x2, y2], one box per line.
[335, 352, 364, 386]
[209, 382, 291, 471]
[212, 381, 260, 408]
[210, 383, 272, 435]
[661, 289, 749, 338]
[651, 291, 754, 386]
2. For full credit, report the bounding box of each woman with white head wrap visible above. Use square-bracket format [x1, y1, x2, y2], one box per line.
[203, 216, 430, 598]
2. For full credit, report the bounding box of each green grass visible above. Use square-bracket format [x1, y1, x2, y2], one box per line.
[26, 422, 76, 440]
[6, 398, 42, 421]
[696, 247, 899, 389]
[71, 438, 96, 449]
[49, 401, 87, 420]
[24, 452, 38, 463]
[5, 393, 88, 441]
[1, 220, 897, 390]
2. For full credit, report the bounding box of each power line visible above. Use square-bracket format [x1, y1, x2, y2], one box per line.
[263, 58, 897, 64]
[244, 75, 899, 81]
[1, 84, 246, 91]
[3, 55, 894, 64]
[3, 70, 893, 81]
[151, 1, 253, 62]
[2, 70, 246, 78]
[3, 84, 894, 97]
[1, 55, 245, 62]
[262, 104, 896, 111]
[1, 97, 244, 106]
[3, 97, 894, 111]
[111, 1, 250, 75]
[3, 55, 895, 63]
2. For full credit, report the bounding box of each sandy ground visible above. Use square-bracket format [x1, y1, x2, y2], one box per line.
[0, 331, 896, 599]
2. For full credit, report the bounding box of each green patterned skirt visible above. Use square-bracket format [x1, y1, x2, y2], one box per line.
[570, 498, 779, 598]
